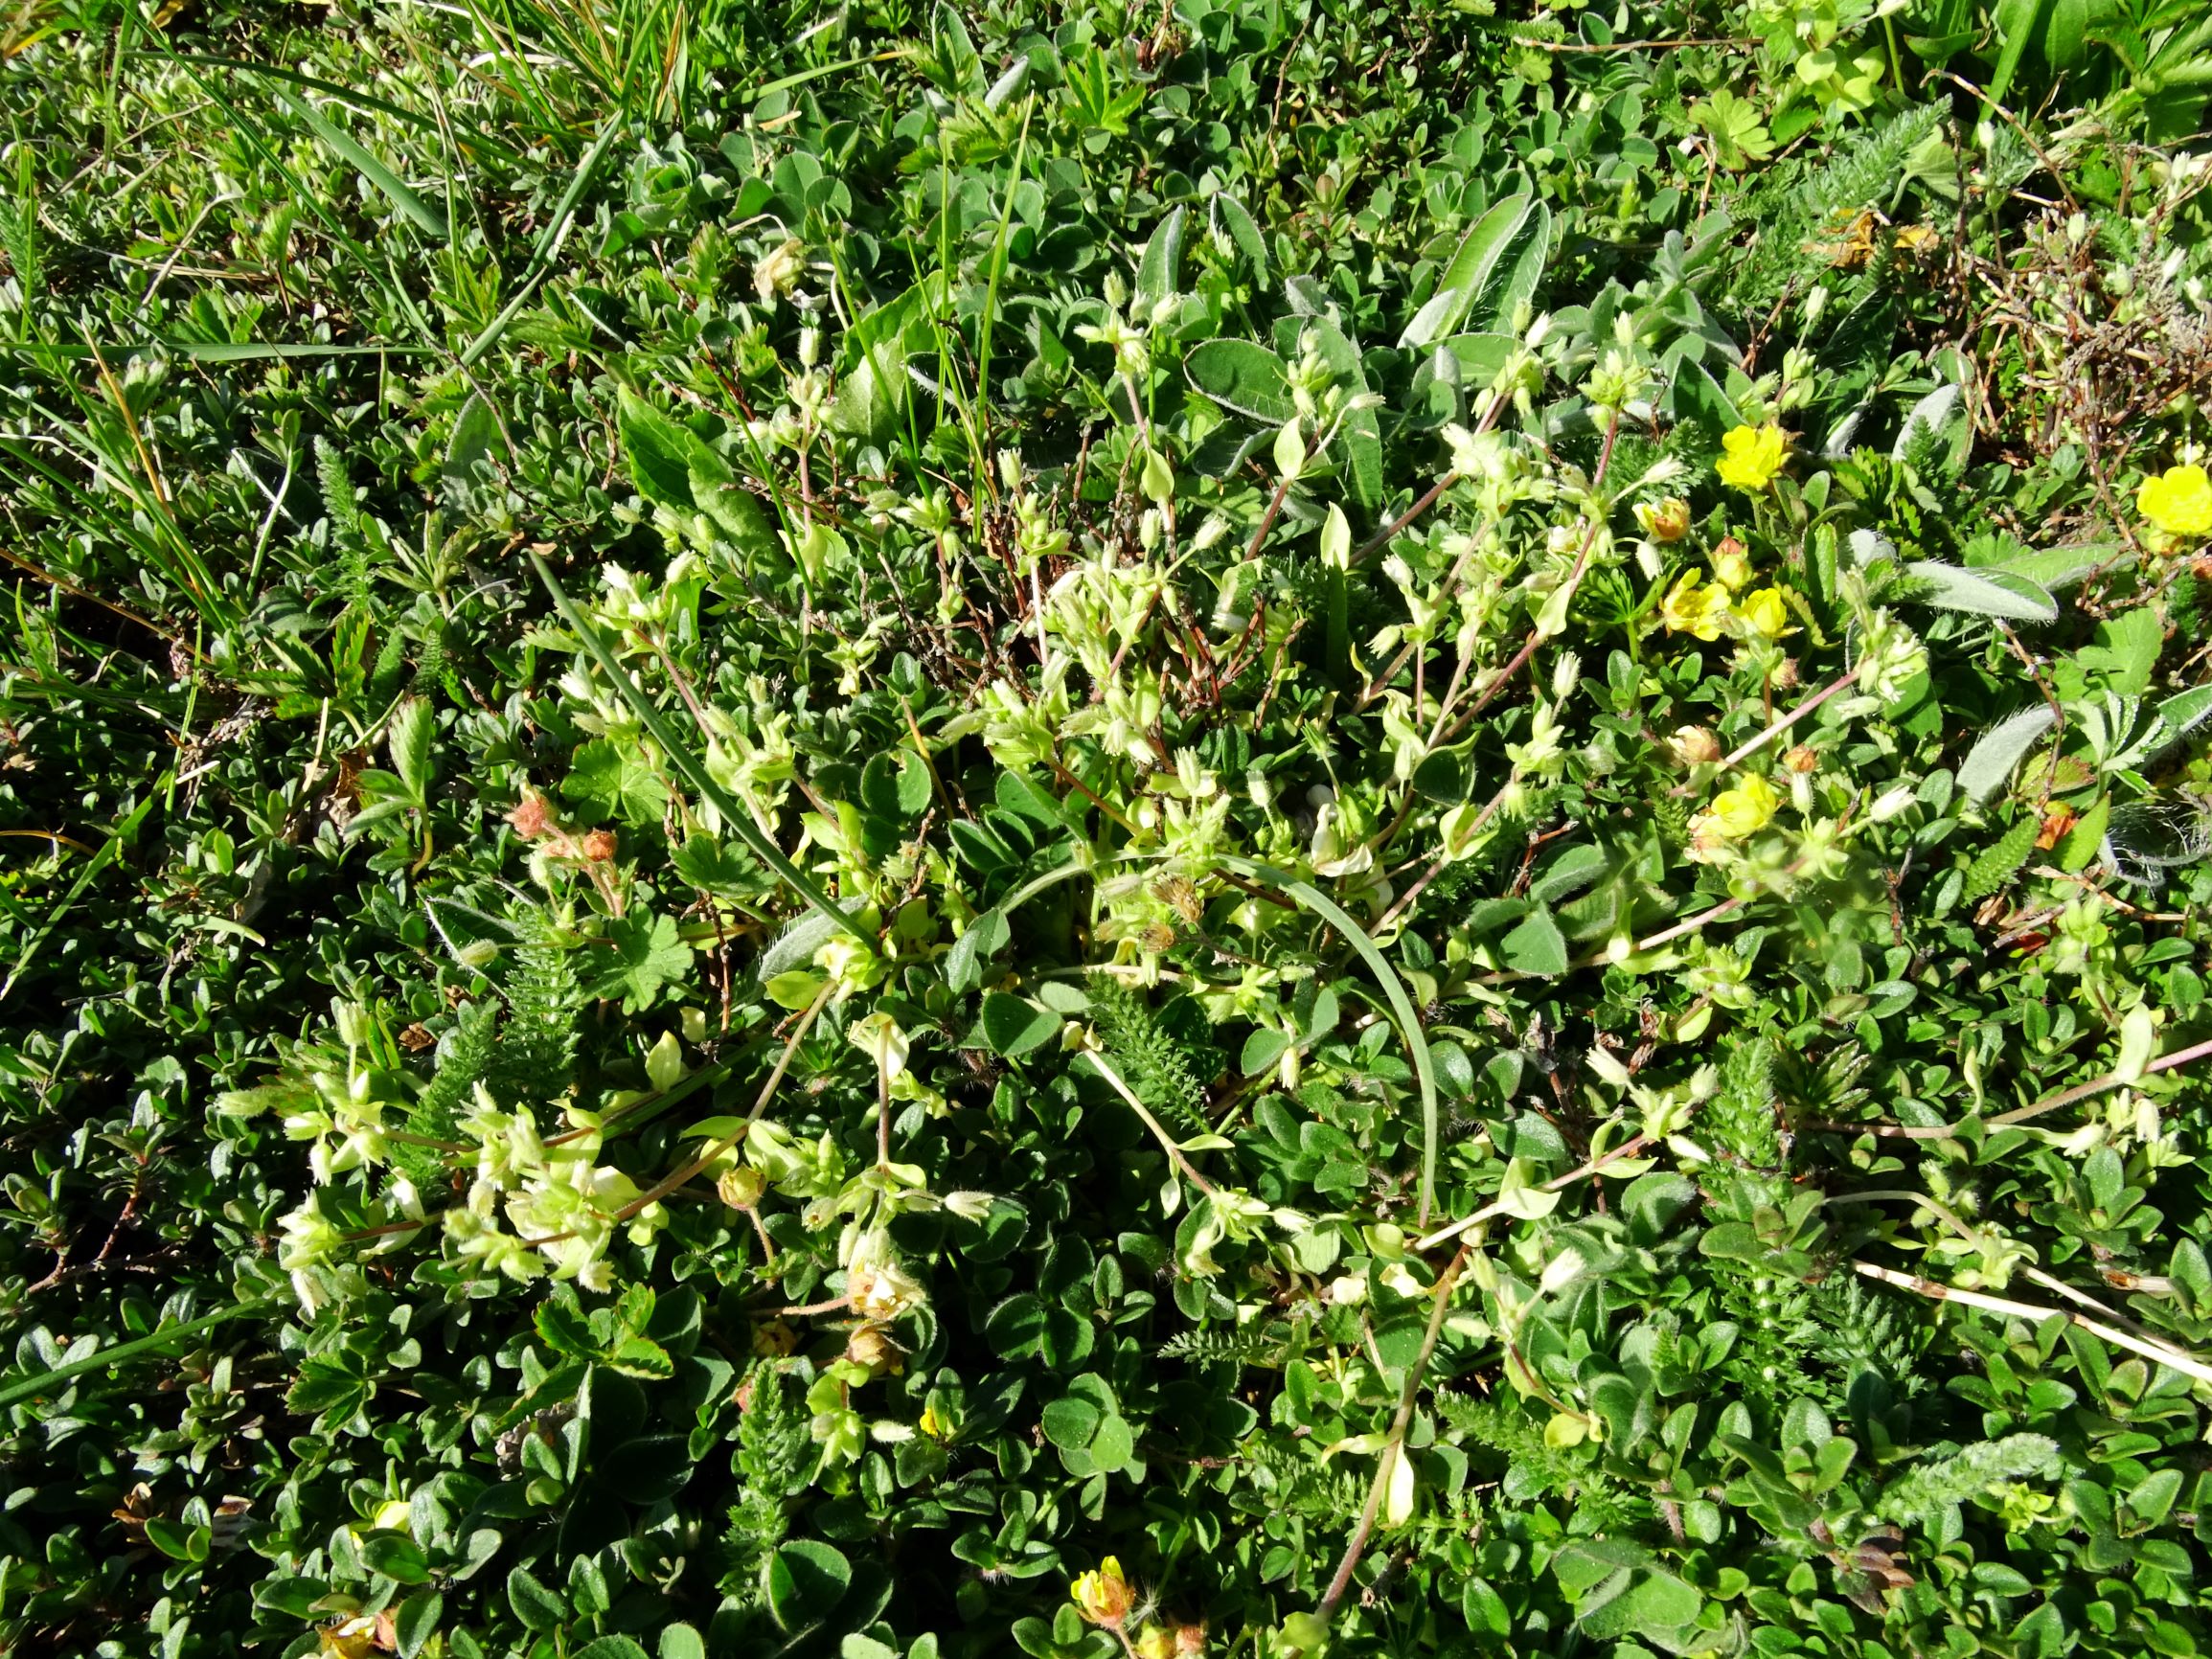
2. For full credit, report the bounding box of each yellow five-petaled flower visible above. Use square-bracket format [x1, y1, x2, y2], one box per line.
[1716, 423, 1788, 493]
[1660, 571, 1733, 642]
[1072, 1557, 1135, 1626]
[1694, 774, 1780, 845]
[1734, 586, 1795, 641]
[2137, 463, 2212, 541]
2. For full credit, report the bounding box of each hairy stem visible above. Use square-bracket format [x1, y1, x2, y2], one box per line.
[1316, 1242, 1472, 1622]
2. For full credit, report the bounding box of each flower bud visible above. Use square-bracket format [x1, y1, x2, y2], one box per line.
[1870, 784, 1918, 823]
[844, 1325, 903, 1376]
[1783, 744, 1819, 774]
[1634, 496, 1692, 543]
[334, 1001, 371, 1050]
[718, 1165, 767, 1208]
[1139, 445, 1174, 510]
[1585, 1042, 1633, 1088]
[847, 1011, 909, 1079]
[1771, 656, 1801, 692]
[507, 793, 552, 839]
[751, 238, 805, 303]
[1319, 503, 1352, 571]
[582, 829, 618, 862]
[1551, 650, 1583, 701]
[942, 1190, 995, 1222]
[1709, 536, 1752, 591]
[1734, 585, 1791, 640]
[1669, 726, 1722, 765]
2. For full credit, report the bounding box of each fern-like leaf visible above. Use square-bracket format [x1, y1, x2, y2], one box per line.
[392, 1000, 498, 1187]
[1085, 976, 1216, 1136]
[1876, 1434, 2060, 1528]
[1707, 1032, 1780, 1169]
[488, 940, 584, 1105]
[1962, 815, 2039, 903]
[1730, 104, 1947, 309]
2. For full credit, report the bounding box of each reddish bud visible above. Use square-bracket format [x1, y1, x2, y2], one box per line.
[507, 794, 551, 838]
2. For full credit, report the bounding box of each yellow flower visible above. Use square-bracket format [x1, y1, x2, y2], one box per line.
[1698, 774, 1780, 840]
[347, 1497, 414, 1548]
[1136, 1627, 1178, 1659]
[1659, 571, 1732, 642]
[1634, 496, 1692, 543]
[1072, 1557, 1135, 1626]
[318, 1620, 378, 1659]
[918, 1404, 948, 1439]
[1734, 586, 1795, 640]
[1716, 424, 1788, 492]
[2137, 464, 2212, 540]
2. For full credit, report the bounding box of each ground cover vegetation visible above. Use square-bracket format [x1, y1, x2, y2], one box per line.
[4, 0, 2212, 1653]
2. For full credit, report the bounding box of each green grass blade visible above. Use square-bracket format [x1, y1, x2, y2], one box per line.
[0, 790, 159, 1004]
[0, 416, 236, 634]
[973, 95, 1036, 455]
[2, 342, 430, 361]
[139, 54, 528, 169]
[277, 91, 451, 240]
[458, 115, 623, 367]
[0, 1297, 276, 1410]
[146, 48, 407, 302]
[527, 553, 870, 944]
[1219, 856, 1441, 1228]
[454, 0, 564, 140]
[743, 47, 918, 103]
